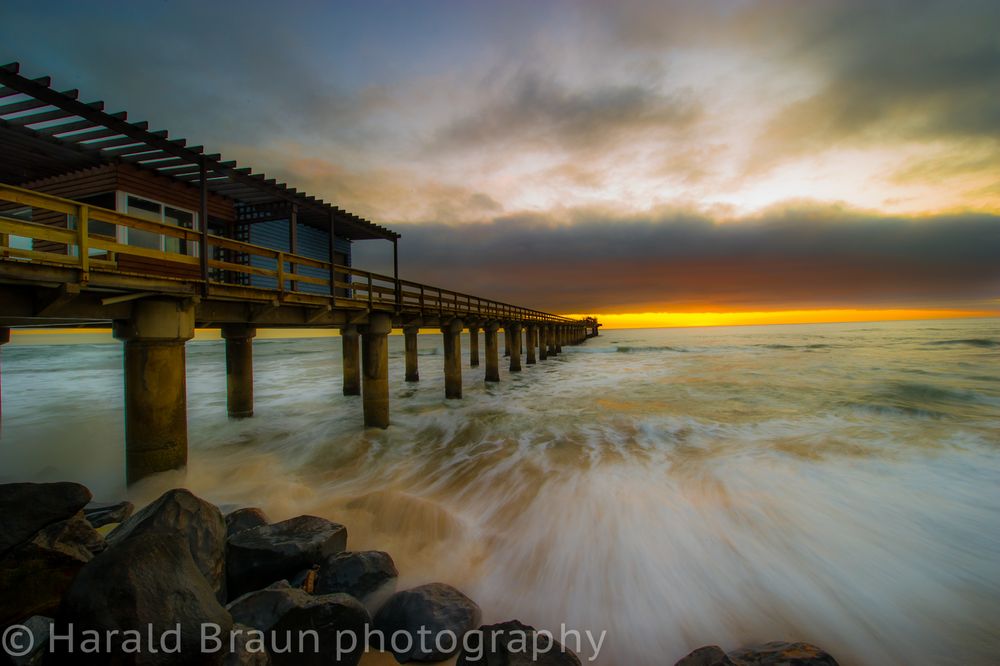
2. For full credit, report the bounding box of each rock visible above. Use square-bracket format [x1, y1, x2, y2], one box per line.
[314, 551, 397, 600]
[373, 583, 481, 662]
[56, 532, 233, 665]
[0, 482, 91, 555]
[456, 620, 581, 665]
[269, 593, 369, 666]
[84, 500, 135, 528]
[727, 642, 839, 666]
[108, 488, 227, 601]
[6, 615, 51, 666]
[0, 513, 103, 625]
[675, 645, 736, 666]
[226, 508, 269, 538]
[227, 581, 302, 632]
[223, 624, 272, 665]
[226, 516, 347, 599]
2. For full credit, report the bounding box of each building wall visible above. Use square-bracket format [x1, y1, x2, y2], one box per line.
[248, 218, 351, 292]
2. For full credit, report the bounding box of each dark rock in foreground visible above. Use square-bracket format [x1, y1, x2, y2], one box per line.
[6, 615, 52, 666]
[223, 624, 272, 666]
[108, 488, 227, 601]
[675, 645, 735, 666]
[456, 619, 581, 665]
[0, 482, 91, 555]
[374, 583, 481, 662]
[314, 550, 398, 600]
[227, 581, 306, 632]
[58, 532, 233, 665]
[675, 642, 839, 666]
[727, 641, 839, 666]
[84, 500, 135, 528]
[226, 508, 270, 538]
[269, 593, 369, 666]
[0, 512, 103, 625]
[226, 515, 347, 599]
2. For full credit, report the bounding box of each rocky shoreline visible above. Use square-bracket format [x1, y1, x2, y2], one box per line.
[1, 482, 839, 665]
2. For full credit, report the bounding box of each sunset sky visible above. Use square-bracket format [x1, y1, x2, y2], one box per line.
[3, 0, 998, 327]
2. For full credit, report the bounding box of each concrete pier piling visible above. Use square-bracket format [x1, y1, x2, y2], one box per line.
[222, 324, 255, 418]
[526, 324, 537, 365]
[404, 325, 420, 382]
[442, 318, 464, 399]
[548, 326, 558, 357]
[469, 324, 480, 367]
[0, 327, 8, 435]
[361, 313, 391, 428]
[556, 327, 563, 354]
[504, 329, 511, 357]
[341, 325, 361, 396]
[508, 323, 522, 372]
[539, 325, 548, 361]
[112, 299, 194, 485]
[484, 321, 500, 382]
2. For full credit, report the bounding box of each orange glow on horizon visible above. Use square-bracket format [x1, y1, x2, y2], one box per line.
[561, 309, 999, 330]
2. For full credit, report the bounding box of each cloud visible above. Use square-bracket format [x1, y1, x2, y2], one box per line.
[353, 203, 1000, 313]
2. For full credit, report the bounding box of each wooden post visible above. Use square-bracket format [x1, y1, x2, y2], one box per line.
[526, 325, 536, 365]
[289, 204, 298, 292]
[341, 325, 360, 396]
[0, 327, 8, 436]
[442, 318, 463, 399]
[361, 313, 392, 428]
[328, 210, 337, 297]
[404, 325, 419, 382]
[199, 158, 209, 286]
[76, 204, 89, 284]
[484, 321, 500, 383]
[393, 238, 401, 312]
[508, 323, 522, 372]
[222, 324, 255, 418]
[468, 324, 480, 367]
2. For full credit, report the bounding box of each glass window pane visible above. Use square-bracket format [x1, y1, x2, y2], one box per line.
[164, 206, 195, 255]
[126, 196, 162, 250]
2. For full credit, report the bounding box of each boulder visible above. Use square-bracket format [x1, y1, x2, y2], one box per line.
[57, 532, 233, 665]
[226, 508, 269, 538]
[0, 513, 103, 625]
[373, 583, 481, 662]
[108, 488, 227, 601]
[675, 645, 736, 666]
[269, 593, 369, 666]
[6, 614, 51, 666]
[314, 551, 397, 600]
[727, 642, 839, 666]
[456, 620, 581, 665]
[0, 482, 91, 555]
[226, 516, 347, 599]
[227, 581, 304, 633]
[84, 500, 135, 528]
[223, 624, 272, 665]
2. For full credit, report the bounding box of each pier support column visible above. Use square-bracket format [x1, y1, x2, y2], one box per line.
[508, 323, 522, 372]
[222, 324, 256, 418]
[503, 327, 511, 357]
[556, 327, 563, 354]
[468, 325, 480, 367]
[112, 299, 194, 486]
[548, 326, 558, 356]
[341, 325, 361, 396]
[361, 313, 391, 428]
[442, 318, 464, 399]
[0, 327, 8, 435]
[484, 321, 500, 383]
[538, 325, 548, 361]
[526, 325, 537, 365]
[404, 325, 420, 382]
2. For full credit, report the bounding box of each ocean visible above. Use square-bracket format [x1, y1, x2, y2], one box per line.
[2, 318, 999, 665]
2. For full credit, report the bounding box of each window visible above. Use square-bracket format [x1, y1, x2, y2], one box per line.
[3, 207, 33, 258]
[116, 193, 198, 256]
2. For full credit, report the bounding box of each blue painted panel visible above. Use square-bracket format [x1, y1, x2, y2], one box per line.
[249, 219, 352, 291]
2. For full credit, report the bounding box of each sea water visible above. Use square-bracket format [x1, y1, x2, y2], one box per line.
[2, 318, 999, 665]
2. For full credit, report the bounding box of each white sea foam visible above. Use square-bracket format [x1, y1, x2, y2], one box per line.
[3, 319, 1000, 665]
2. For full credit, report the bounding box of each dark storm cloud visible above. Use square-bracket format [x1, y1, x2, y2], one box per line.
[432, 69, 701, 152]
[355, 206, 1000, 313]
[745, 0, 1000, 164]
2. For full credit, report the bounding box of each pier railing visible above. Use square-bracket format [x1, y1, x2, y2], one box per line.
[0, 183, 577, 323]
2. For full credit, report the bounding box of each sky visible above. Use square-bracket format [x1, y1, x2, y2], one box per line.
[2, 0, 998, 327]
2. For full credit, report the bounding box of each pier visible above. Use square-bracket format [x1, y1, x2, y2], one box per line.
[0, 63, 599, 484]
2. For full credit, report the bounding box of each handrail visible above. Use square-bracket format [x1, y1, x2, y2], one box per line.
[0, 182, 584, 324]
